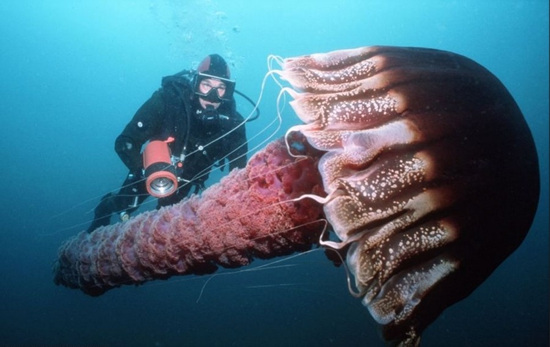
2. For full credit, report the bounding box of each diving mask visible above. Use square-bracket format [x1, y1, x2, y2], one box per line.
[194, 73, 235, 102]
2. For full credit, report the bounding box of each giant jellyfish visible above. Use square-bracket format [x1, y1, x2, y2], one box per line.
[54, 46, 539, 346]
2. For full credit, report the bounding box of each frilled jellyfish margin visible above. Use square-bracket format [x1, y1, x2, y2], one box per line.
[53, 137, 325, 296]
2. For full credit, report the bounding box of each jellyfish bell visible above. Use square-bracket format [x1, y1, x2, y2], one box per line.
[275, 46, 540, 345]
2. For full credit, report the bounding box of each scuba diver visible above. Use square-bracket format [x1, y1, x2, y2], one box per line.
[87, 54, 251, 233]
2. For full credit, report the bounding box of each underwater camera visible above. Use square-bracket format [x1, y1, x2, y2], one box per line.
[142, 140, 178, 198]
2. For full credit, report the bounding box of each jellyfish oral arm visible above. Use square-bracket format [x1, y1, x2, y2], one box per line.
[53, 138, 325, 297]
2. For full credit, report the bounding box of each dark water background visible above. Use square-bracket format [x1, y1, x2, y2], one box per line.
[0, 1, 548, 346]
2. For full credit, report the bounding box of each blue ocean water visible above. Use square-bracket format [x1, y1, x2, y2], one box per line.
[0, 1, 548, 346]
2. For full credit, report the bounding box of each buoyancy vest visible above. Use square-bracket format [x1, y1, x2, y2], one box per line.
[159, 72, 243, 185]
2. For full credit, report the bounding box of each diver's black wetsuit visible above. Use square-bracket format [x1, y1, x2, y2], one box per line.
[87, 73, 248, 233]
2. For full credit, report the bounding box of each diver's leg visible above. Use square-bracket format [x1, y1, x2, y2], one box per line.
[87, 171, 147, 233]
[115, 171, 149, 219]
[86, 192, 117, 233]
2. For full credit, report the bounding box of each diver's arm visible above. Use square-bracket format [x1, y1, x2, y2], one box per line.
[115, 90, 165, 172]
